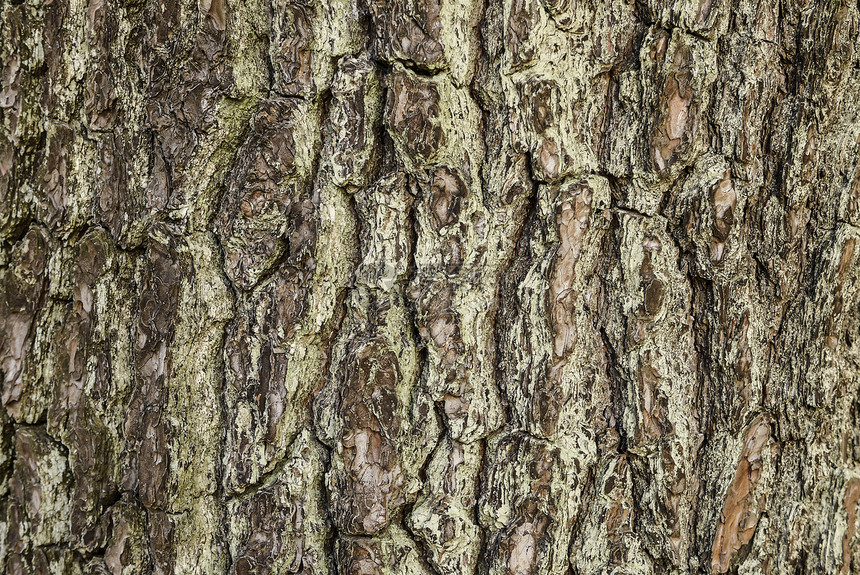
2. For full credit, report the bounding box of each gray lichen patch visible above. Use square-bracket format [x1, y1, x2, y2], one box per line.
[570, 455, 654, 575]
[8, 427, 72, 548]
[227, 429, 333, 575]
[497, 176, 612, 442]
[479, 432, 591, 575]
[328, 56, 384, 189]
[314, 168, 441, 539]
[407, 437, 482, 575]
[336, 523, 437, 575]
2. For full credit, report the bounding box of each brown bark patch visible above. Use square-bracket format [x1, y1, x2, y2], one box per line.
[711, 417, 771, 573]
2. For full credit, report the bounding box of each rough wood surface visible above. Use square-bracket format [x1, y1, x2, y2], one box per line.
[1, 0, 860, 573]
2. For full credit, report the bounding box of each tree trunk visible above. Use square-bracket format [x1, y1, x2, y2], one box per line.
[1, 0, 860, 573]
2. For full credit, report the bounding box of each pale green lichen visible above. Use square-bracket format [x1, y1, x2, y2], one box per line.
[166, 231, 234, 509]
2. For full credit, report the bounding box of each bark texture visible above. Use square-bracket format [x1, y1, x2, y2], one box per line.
[1, 0, 860, 573]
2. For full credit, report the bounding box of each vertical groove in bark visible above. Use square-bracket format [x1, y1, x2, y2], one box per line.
[1, 0, 860, 574]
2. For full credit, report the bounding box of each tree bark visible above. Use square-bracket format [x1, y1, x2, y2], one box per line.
[1, 0, 860, 573]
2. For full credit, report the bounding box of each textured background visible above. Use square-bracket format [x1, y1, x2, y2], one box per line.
[1, 0, 860, 573]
